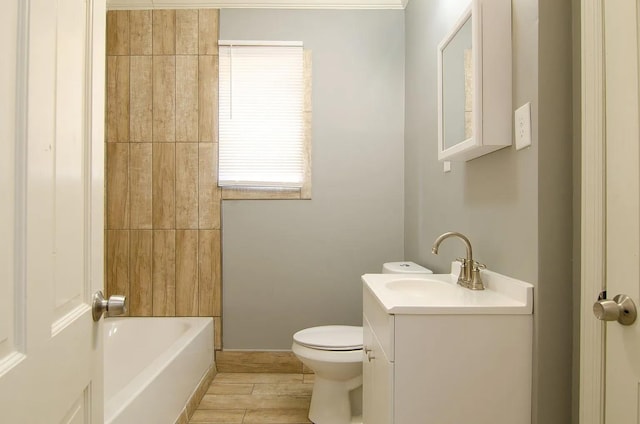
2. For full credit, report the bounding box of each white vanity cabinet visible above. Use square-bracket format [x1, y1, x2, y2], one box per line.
[362, 294, 394, 424]
[362, 270, 533, 424]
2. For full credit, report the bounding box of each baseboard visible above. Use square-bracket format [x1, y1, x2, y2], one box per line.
[174, 365, 217, 424]
[215, 350, 313, 374]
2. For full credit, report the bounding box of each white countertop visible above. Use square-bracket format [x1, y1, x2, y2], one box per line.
[362, 263, 534, 315]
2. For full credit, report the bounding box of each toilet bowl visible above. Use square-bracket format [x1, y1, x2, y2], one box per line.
[292, 326, 363, 424]
[292, 262, 431, 424]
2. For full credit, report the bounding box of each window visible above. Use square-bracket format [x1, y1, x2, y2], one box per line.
[218, 41, 311, 199]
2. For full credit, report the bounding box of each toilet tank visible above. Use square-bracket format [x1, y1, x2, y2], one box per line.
[382, 262, 433, 274]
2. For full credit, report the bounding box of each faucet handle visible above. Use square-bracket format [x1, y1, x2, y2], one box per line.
[468, 261, 486, 290]
[455, 258, 469, 288]
[472, 262, 486, 271]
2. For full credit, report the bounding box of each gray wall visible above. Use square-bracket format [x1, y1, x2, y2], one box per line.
[537, 1, 575, 423]
[404, 0, 573, 423]
[220, 9, 406, 349]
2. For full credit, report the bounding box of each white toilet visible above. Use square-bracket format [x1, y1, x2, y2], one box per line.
[292, 261, 432, 424]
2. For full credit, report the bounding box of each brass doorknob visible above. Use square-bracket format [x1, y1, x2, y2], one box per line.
[593, 294, 637, 325]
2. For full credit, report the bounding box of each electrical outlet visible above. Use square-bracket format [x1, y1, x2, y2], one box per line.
[514, 102, 532, 150]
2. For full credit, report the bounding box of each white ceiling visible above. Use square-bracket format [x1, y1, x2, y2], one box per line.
[107, 0, 409, 10]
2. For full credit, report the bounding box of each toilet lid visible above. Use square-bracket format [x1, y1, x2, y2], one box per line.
[293, 325, 363, 351]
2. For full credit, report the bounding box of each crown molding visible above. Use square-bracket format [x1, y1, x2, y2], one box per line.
[107, 0, 408, 10]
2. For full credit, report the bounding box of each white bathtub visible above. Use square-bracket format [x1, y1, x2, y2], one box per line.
[104, 317, 214, 424]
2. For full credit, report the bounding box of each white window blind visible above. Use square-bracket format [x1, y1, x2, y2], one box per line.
[218, 41, 305, 189]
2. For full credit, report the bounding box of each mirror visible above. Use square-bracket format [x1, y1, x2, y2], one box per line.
[437, 0, 512, 162]
[441, 14, 473, 150]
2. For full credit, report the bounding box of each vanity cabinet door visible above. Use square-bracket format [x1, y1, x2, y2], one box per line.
[363, 315, 375, 422]
[363, 314, 394, 424]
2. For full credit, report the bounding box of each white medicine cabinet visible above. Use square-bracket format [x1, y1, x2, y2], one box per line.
[437, 0, 512, 162]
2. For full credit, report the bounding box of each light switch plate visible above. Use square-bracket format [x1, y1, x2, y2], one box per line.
[443, 161, 451, 173]
[514, 102, 532, 150]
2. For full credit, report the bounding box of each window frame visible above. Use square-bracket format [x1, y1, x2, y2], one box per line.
[217, 43, 312, 200]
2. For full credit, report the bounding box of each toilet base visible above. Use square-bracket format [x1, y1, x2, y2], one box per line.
[308, 375, 362, 424]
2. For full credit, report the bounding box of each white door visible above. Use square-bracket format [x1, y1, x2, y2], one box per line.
[0, 0, 106, 422]
[583, 0, 640, 422]
[601, 0, 640, 422]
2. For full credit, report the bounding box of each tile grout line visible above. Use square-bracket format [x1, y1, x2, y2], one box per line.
[150, 10, 155, 316]
[173, 10, 177, 315]
[196, 10, 202, 316]
[126, 15, 131, 311]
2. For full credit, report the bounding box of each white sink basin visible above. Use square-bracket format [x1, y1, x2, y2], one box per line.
[362, 262, 533, 315]
[385, 278, 457, 297]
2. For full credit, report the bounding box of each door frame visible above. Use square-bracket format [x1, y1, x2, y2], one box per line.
[88, 0, 106, 418]
[580, 0, 605, 422]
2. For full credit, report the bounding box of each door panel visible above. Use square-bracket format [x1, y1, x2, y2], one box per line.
[54, 0, 88, 322]
[363, 314, 374, 422]
[604, 1, 640, 422]
[371, 334, 393, 424]
[0, 0, 106, 422]
[60, 390, 90, 424]
[0, 0, 18, 365]
[363, 313, 394, 424]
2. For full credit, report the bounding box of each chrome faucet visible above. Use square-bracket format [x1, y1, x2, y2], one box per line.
[431, 232, 485, 290]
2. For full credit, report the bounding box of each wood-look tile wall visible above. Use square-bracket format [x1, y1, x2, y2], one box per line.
[105, 10, 222, 347]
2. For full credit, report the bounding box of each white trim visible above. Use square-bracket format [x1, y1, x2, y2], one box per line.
[89, 1, 106, 422]
[107, 0, 406, 10]
[89, 0, 106, 299]
[50, 304, 91, 337]
[218, 40, 302, 46]
[84, 0, 94, 306]
[580, 0, 605, 423]
[0, 352, 26, 379]
[13, 0, 30, 355]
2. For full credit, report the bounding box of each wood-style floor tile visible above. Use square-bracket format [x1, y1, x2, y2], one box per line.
[242, 409, 311, 424]
[212, 373, 303, 385]
[189, 409, 245, 423]
[207, 383, 254, 395]
[198, 394, 310, 411]
[215, 351, 304, 373]
[251, 383, 313, 396]
[190, 372, 313, 424]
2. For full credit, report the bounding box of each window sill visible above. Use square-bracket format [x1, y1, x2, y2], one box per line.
[220, 187, 311, 200]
